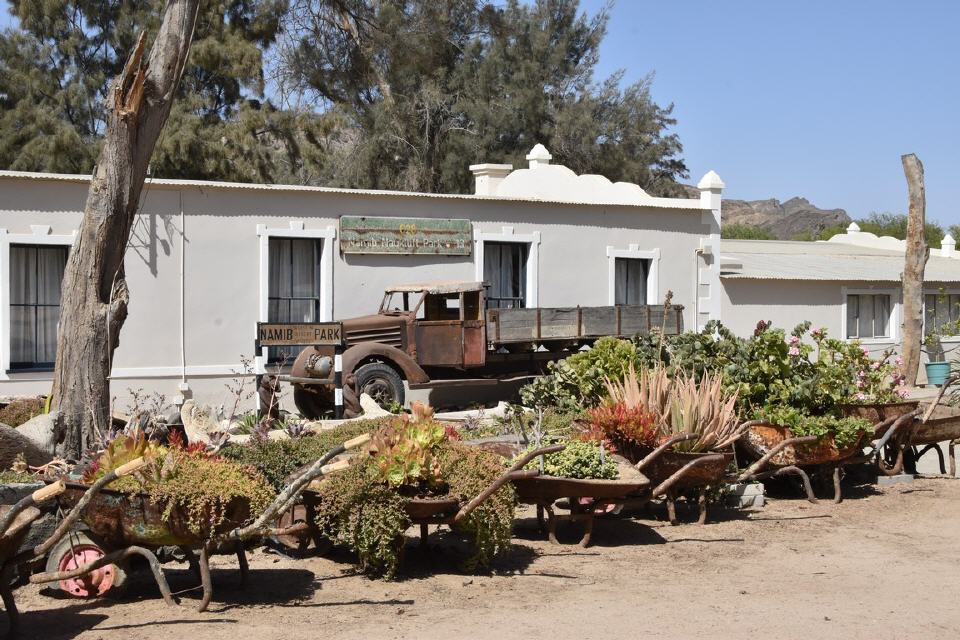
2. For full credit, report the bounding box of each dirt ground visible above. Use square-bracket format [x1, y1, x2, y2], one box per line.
[11, 476, 960, 640]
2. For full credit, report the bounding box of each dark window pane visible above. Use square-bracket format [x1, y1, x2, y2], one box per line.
[10, 306, 34, 364]
[846, 295, 858, 339]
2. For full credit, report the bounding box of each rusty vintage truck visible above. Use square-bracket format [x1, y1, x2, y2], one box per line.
[289, 281, 682, 418]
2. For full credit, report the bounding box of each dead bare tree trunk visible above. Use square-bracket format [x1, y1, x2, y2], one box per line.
[901, 153, 927, 387]
[51, 0, 201, 459]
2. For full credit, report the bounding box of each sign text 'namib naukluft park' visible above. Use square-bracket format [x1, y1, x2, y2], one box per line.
[339, 216, 472, 255]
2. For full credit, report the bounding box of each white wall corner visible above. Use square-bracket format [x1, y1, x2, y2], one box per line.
[469, 163, 513, 196]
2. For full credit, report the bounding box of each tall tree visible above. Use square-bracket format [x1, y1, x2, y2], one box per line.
[0, 0, 317, 183]
[52, 0, 202, 458]
[279, 0, 687, 193]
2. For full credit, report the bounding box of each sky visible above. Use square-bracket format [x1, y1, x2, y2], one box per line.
[2, 1, 958, 224]
[577, 0, 960, 223]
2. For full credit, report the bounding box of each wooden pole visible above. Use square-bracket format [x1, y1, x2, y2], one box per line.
[901, 153, 928, 387]
[50, 1, 202, 458]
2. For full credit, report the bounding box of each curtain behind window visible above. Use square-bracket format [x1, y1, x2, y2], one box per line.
[614, 258, 649, 305]
[483, 242, 527, 309]
[268, 238, 321, 363]
[10, 245, 66, 368]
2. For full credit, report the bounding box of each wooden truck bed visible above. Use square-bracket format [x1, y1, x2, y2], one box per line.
[485, 304, 683, 346]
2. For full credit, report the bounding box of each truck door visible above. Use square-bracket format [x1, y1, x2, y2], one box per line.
[462, 290, 486, 367]
[414, 293, 465, 367]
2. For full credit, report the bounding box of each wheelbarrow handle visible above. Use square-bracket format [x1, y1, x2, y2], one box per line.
[872, 410, 919, 452]
[454, 469, 537, 523]
[222, 433, 371, 543]
[736, 434, 819, 481]
[506, 444, 566, 473]
[33, 462, 143, 558]
[0, 479, 66, 539]
[921, 377, 958, 423]
[651, 453, 726, 497]
[635, 433, 697, 472]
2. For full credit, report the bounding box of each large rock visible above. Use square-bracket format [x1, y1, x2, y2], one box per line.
[15, 412, 59, 456]
[722, 195, 851, 240]
[0, 424, 52, 471]
[180, 399, 220, 445]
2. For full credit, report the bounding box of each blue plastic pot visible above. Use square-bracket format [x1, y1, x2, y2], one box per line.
[925, 361, 952, 386]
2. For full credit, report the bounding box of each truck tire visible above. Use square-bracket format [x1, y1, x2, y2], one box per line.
[354, 362, 405, 410]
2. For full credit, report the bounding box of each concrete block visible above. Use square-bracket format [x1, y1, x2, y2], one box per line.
[875, 473, 914, 486]
[724, 482, 765, 509]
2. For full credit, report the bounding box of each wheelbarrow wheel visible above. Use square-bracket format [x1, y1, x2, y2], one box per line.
[44, 532, 127, 598]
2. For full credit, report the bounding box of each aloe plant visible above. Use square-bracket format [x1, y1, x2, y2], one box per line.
[664, 372, 741, 453]
[600, 365, 741, 454]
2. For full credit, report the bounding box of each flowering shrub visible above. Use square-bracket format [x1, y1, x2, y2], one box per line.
[809, 330, 907, 405]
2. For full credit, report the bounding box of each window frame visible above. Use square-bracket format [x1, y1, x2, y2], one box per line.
[474, 226, 540, 308]
[840, 287, 899, 344]
[256, 221, 335, 373]
[606, 245, 660, 306]
[0, 226, 76, 380]
[923, 288, 960, 341]
[9, 244, 69, 371]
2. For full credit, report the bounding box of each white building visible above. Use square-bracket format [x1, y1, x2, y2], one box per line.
[0, 145, 723, 406]
[721, 223, 960, 376]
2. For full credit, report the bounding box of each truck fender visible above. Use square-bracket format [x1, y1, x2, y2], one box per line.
[343, 343, 430, 385]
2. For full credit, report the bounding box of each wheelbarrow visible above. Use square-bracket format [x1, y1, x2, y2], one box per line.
[31, 433, 372, 613]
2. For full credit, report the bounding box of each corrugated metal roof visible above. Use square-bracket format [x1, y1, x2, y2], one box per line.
[720, 239, 960, 282]
[0, 170, 705, 211]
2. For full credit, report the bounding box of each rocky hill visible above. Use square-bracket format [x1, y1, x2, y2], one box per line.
[722, 196, 851, 240]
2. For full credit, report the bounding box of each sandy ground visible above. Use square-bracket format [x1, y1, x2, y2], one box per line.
[9, 473, 960, 640]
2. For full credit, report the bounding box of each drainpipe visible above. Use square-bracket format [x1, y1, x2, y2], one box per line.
[178, 192, 188, 399]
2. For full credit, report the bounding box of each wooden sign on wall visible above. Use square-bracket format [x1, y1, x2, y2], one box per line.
[340, 216, 472, 255]
[256, 322, 343, 347]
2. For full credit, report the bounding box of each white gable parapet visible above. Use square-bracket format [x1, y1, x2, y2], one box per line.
[487, 145, 707, 210]
[942, 233, 956, 258]
[696, 170, 724, 330]
[825, 222, 906, 251]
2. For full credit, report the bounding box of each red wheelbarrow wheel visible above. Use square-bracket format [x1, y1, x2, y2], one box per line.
[44, 532, 127, 597]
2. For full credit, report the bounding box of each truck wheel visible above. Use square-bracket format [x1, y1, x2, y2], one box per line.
[354, 362, 405, 409]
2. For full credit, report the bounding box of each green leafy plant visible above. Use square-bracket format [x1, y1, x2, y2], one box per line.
[752, 405, 872, 449]
[221, 417, 394, 491]
[661, 372, 741, 453]
[368, 419, 446, 488]
[82, 432, 275, 539]
[315, 436, 517, 577]
[519, 439, 618, 480]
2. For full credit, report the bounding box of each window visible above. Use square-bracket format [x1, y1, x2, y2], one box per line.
[268, 238, 321, 362]
[10, 245, 67, 369]
[924, 292, 960, 337]
[614, 258, 650, 305]
[483, 241, 528, 309]
[846, 293, 891, 339]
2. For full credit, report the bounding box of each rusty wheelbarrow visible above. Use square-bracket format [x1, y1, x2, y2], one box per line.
[31, 433, 372, 614]
[293, 445, 553, 554]
[736, 412, 913, 502]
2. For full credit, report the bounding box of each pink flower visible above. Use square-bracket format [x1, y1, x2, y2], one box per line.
[857, 379, 865, 388]
[896, 388, 909, 399]
[862, 346, 871, 355]
[788, 346, 800, 357]
[856, 393, 867, 401]
[895, 356, 904, 366]
[871, 361, 881, 370]
[789, 335, 800, 345]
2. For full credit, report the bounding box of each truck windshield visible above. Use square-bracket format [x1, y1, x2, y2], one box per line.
[380, 291, 425, 315]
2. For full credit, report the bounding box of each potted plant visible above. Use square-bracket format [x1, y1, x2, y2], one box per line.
[924, 329, 951, 386]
